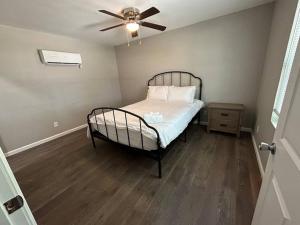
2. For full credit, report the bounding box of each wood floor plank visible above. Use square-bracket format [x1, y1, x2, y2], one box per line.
[8, 125, 261, 225]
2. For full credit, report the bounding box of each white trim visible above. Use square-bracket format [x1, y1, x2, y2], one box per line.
[199, 121, 252, 133]
[5, 124, 87, 157]
[241, 127, 252, 133]
[251, 133, 265, 177]
[4, 121, 252, 158]
[199, 121, 208, 126]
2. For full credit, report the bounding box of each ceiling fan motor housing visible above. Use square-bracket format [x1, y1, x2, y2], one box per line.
[122, 7, 140, 21]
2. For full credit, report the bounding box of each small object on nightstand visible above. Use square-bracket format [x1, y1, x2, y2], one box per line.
[207, 103, 245, 137]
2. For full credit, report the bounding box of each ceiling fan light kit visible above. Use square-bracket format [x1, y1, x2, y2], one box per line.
[98, 6, 166, 44]
[126, 22, 139, 32]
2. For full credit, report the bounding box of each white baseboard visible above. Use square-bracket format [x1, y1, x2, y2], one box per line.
[241, 127, 252, 133]
[5, 124, 87, 157]
[251, 133, 264, 177]
[199, 121, 252, 133]
[199, 121, 207, 126]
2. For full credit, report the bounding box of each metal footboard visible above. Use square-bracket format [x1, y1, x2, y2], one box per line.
[87, 107, 164, 177]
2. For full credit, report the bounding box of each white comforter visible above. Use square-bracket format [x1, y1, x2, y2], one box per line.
[89, 99, 204, 148]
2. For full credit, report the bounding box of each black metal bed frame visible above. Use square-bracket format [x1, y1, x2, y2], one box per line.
[87, 71, 203, 178]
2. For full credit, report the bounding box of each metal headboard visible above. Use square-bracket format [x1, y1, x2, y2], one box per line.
[147, 71, 203, 100]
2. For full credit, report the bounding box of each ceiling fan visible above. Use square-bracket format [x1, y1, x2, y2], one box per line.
[98, 7, 166, 38]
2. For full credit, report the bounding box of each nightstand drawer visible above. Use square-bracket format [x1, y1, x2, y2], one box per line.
[210, 119, 238, 133]
[211, 109, 239, 121]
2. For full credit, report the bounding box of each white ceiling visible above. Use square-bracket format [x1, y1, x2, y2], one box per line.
[0, 0, 273, 46]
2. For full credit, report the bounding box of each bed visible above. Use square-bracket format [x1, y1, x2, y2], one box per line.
[87, 71, 204, 178]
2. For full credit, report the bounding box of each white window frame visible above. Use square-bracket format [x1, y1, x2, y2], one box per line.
[271, 1, 300, 128]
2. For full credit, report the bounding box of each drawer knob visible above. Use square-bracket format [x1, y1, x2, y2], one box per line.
[220, 124, 227, 127]
[221, 113, 229, 116]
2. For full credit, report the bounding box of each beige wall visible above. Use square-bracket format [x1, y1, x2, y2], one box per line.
[115, 4, 274, 128]
[0, 25, 122, 153]
[254, 0, 298, 170]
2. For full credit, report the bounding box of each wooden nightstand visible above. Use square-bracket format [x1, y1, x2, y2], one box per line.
[207, 103, 245, 137]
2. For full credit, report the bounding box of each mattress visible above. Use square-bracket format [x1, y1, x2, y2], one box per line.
[88, 99, 204, 151]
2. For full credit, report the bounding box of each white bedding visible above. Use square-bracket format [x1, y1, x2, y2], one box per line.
[89, 99, 204, 150]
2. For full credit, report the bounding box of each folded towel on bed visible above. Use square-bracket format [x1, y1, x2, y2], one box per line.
[143, 112, 163, 124]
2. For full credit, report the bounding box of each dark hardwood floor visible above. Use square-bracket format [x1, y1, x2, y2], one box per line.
[8, 125, 261, 225]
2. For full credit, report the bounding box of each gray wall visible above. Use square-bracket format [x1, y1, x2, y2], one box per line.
[115, 4, 274, 128]
[0, 25, 122, 153]
[254, 0, 298, 169]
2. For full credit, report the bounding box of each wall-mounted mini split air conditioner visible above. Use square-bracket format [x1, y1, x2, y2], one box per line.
[38, 50, 82, 67]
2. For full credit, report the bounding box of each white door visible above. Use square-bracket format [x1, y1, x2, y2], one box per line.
[0, 147, 37, 225]
[251, 36, 300, 225]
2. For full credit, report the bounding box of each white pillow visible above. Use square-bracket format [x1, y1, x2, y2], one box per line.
[147, 86, 169, 101]
[168, 86, 196, 103]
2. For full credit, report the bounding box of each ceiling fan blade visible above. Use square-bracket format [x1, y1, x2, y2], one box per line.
[98, 10, 124, 20]
[141, 21, 166, 31]
[100, 23, 125, 31]
[139, 7, 160, 20]
[131, 31, 138, 38]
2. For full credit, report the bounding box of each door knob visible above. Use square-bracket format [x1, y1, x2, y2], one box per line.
[259, 142, 276, 155]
